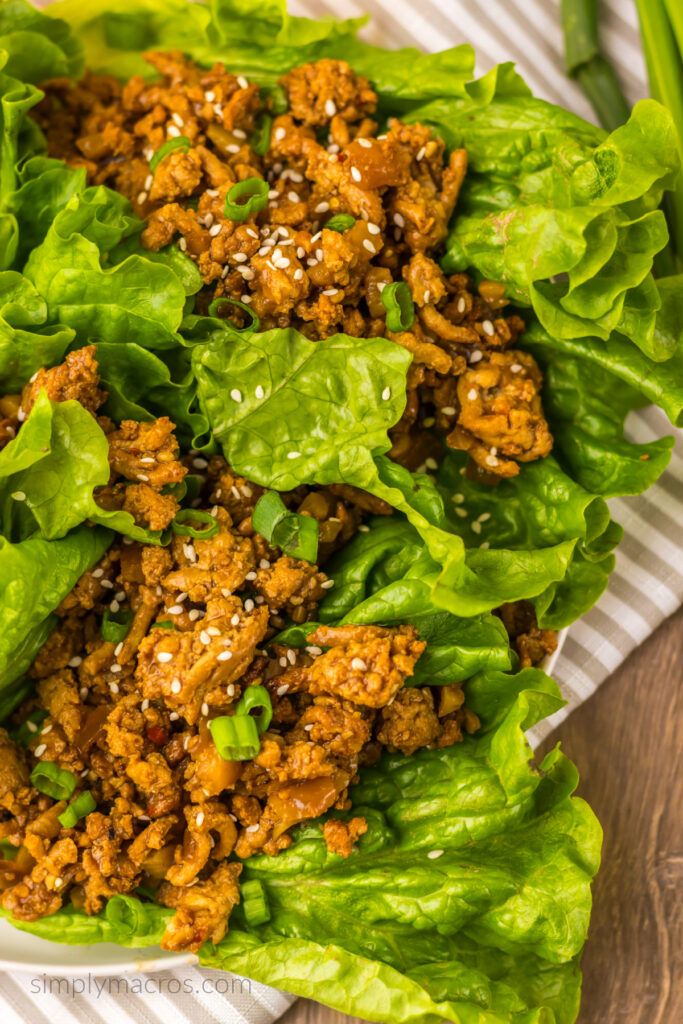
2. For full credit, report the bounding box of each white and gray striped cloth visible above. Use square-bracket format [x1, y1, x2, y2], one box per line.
[3, 1, 681, 1021]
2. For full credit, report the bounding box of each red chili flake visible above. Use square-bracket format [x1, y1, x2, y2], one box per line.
[147, 725, 168, 746]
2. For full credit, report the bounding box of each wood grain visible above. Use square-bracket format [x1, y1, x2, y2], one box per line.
[281, 607, 683, 1024]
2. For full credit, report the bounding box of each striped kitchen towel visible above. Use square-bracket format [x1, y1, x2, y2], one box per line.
[2, 1, 681, 1022]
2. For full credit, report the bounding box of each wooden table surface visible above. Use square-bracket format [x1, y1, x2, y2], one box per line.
[281, 606, 683, 1024]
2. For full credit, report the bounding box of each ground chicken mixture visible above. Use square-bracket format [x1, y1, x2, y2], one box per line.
[0, 349, 484, 953]
[34, 53, 553, 480]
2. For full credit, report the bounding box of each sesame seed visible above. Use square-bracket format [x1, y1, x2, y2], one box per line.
[510, 363, 522, 373]
[279, 656, 288, 668]
[316, 248, 323, 260]
[167, 125, 181, 138]
[34, 744, 46, 757]
[144, 174, 153, 190]
[205, 90, 215, 102]
[101, 579, 114, 590]
[328, 143, 340, 154]
[382, 386, 391, 401]
[315, 202, 330, 213]
[172, 112, 184, 128]
[110, 664, 122, 675]
[363, 239, 376, 253]
[227, 684, 236, 697]
[466, 388, 479, 402]
[296, 246, 306, 258]
[207, 626, 221, 637]
[306, 258, 318, 267]
[312, 231, 322, 243]
[177, 592, 188, 602]
[109, 681, 119, 694]
[357, 138, 372, 148]
[453, 493, 465, 504]
[486, 455, 499, 467]
[287, 451, 301, 459]
[171, 679, 182, 693]
[287, 649, 296, 665]
[17, 409, 25, 422]
[230, 389, 242, 402]
[140, 456, 155, 465]
[244, 599, 255, 612]
[351, 658, 367, 671]
[287, 191, 299, 203]
[55, 877, 63, 887]
[274, 256, 291, 269]
[157, 652, 173, 664]
[457, 296, 467, 313]
[478, 512, 491, 522]
[321, 579, 335, 590]
[231, 614, 240, 626]
[268, 189, 279, 200]
[27, 721, 38, 734]
[274, 127, 286, 141]
[237, 76, 249, 89]
[469, 350, 483, 364]
[294, 268, 304, 281]
[11, 491, 26, 501]
[324, 99, 337, 117]
[304, 723, 313, 732]
[471, 521, 482, 535]
[306, 645, 323, 657]
[393, 212, 405, 227]
[239, 266, 255, 280]
[196, 811, 205, 827]
[259, 559, 271, 569]
[183, 543, 197, 562]
[68, 656, 83, 668]
[178, 237, 187, 252]
[217, 650, 232, 662]
[367, 222, 381, 235]
[416, 145, 426, 161]
[141, 699, 150, 711]
[350, 166, 362, 182]
[322, 288, 338, 296]
[41, 724, 52, 735]
[208, 223, 221, 237]
[427, 850, 444, 859]
[200, 630, 211, 645]
[480, 541, 490, 549]
[247, 823, 260, 833]
[246, 227, 259, 239]
[169, 711, 179, 721]
[482, 320, 495, 336]
[213, 104, 224, 118]
[357, 524, 370, 532]
[200, 703, 209, 718]
[455, 507, 468, 518]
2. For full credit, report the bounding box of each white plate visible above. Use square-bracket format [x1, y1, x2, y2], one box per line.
[0, 629, 568, 975]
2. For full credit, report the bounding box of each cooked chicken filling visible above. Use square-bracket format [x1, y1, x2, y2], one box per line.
[34, 54, 552, 478]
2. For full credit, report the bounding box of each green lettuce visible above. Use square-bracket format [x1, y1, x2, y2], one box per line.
[2, 664, 601, 1024]
[0, 391, 166, 543]
[0, 524, 111, 693]
[0, 271, 74, 389]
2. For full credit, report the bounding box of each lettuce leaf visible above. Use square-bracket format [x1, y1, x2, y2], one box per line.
[0, 271, 74, 390]
[0, 391, 166, 543]
[0, 525, 111, 693]
[1, 664, 601, 1024]
[430, 95, 680, 361]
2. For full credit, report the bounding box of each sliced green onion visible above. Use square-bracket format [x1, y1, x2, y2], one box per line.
[325, 213, 355, 232]
[171, 508, 220, 540]
[208, 297, 261, 332]
[10, 708, 48, 748]
[134, 884, 157, 900]
[210, 714, 260, 760]
[224, 177, 269, 222]
[0, 838, 17, 860]
[252, 492, 319, 563]
[153, 621, 175, 630]
[30, 762, 77, 801]
[101, 608, 134, 644]
[58, 790, 96, 829]
[381, 281, 415, 332]
[251, 114, 272, 156]
[267, 85, 289, 115]
[241, 879, 271, 926]
[149, 136, 192, 174]
[236, 685, 272, 735]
